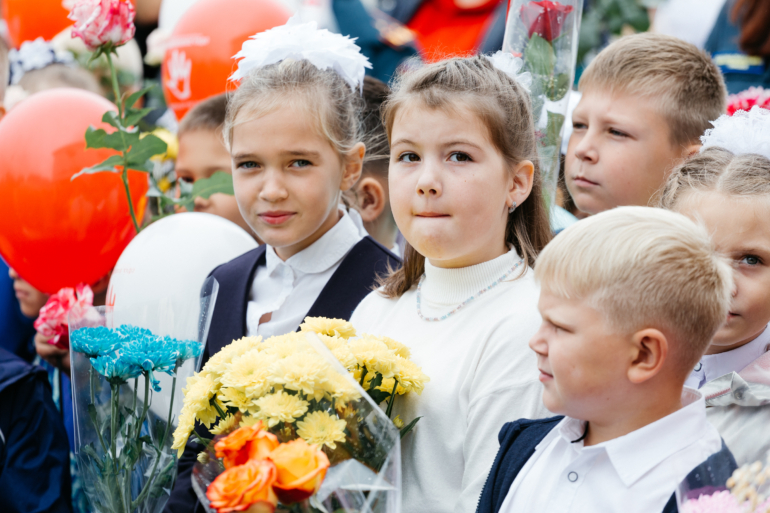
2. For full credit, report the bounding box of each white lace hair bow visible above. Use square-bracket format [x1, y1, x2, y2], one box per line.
[9, 37, 74, 85]
[230, 16, 372, 93]
[485, 51, 532, 94]
[701, 106, 770, 161]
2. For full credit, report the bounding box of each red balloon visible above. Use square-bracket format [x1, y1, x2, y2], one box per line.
[161, 0, 290, 120]
[0, 89, 148, 294]
[3, 0, 70, 48]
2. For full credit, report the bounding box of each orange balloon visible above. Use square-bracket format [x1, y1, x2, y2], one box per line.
[0, 89, 148, 294]
[161, 0, 290, 120]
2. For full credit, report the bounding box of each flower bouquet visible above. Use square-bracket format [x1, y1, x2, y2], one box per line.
[35, 283, 97, 349]
[68, 278, 218, 513]
[173, 317, 430, 512]
[502, 0, 583, 208]
[678, 453, 770, 513]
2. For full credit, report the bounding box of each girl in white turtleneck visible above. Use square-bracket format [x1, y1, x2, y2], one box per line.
[349, 55, 552, 513]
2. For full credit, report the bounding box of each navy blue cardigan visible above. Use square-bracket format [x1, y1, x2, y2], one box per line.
[476, 417, 738, 513]
[164, 237, 399, 513]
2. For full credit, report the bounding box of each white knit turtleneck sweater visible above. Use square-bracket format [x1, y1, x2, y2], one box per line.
[350, 248, 550, 513]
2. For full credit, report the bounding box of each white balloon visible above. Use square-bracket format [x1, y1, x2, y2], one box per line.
[107, 212, 258, 309]
[158, 0, 203, 31]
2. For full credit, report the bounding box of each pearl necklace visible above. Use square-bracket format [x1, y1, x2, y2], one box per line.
[415, 259, 524, 322]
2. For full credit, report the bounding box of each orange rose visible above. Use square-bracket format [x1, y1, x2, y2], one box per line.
[268, 439, 330, 504]
[206, 459, 278, 513]
[215, 422, 279, 469]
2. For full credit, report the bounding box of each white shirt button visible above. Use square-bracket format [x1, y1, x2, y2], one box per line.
[568, 471, 578, 482]
[694, 362, 703, 372]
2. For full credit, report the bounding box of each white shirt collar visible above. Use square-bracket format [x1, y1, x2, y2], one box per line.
[265, 208, 362, 276]
[693, 325, 770, 384]
[554, 388, 707, 487]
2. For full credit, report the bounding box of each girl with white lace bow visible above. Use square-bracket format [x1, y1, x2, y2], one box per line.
[350, 54, 552, 513]
[164, 18, 401, 513]
[660, 106, 770, 466]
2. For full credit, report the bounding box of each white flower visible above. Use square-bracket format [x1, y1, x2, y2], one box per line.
[485, 51, 532, 94]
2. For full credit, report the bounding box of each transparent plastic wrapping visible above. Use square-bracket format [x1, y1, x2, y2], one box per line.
[68, 277, 218, 513]
[190, 331, 402, 513]
[502, 0, 583, 208]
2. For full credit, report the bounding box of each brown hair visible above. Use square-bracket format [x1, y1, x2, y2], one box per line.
[223, 59, 361, 160]
[361, 75, 390, 177]
[379, 55, 552, 298]
[659, 146, 770, 209]
[18, 63, 101, 95]
[732, 0, 770, 57]
[179, 93, 228, 137]
[579, 33, 726, 147]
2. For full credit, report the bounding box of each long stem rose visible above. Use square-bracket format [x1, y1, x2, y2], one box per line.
[520, 0, 574, 42]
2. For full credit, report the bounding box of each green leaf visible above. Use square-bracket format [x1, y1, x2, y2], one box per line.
[125, 134, 168, 167]
[545, 73, 570, 102]
[85, 125, 139, 152]
[400, 416, 422, 439]
[365, 372, 391, 405]
[102, 111, 121, 129]
[524, 33, 555, 78]
[177, 171, 235, 212]
[71, 155, 125, 180]
[124, 84, 155, 111]
[123, 107, 155, 128]
[543, 111, 566, 149]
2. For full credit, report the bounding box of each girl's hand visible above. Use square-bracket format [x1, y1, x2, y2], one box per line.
[35, 332, 70, 376]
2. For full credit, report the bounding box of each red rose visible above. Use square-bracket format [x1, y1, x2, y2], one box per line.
[520, 1, 574, 42]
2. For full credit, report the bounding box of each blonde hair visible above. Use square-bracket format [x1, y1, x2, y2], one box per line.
[18, 64, 101, 95]
[223, 59, 361, 159]
[379, 55, 552, 298]
[536, 206, 733, 371]
[579, 33, 726, 147]
[660, 147, 770, 208]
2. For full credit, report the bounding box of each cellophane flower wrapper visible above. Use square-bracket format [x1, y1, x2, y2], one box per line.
[69, 277, 218, 513]
[190, 331, 402, 513]
[502, 0, 583, 209]
[677, 452, 770, 513]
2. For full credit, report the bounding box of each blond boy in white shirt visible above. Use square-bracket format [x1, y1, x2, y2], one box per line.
[477, 207, 738, 513]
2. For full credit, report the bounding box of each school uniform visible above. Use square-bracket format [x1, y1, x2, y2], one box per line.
[477, 388, 737, 513]
[164, 211, 400, 513]
[687, 325, 770, 466]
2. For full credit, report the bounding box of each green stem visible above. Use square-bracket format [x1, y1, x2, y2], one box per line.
[160, 371, 178, 449]
[90, 368, 110, 458]
[135, 374, 151, 446]
[212, 399, 227, 420]
[385, 379, 399, 418]
[105, 49, 141, 235]
[110, 383, 127, 513]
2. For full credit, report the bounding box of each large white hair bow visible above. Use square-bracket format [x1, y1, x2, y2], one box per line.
[701, 106, 770, 160]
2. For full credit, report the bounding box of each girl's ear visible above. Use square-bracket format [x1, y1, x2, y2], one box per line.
[340, 142, 366, 192]
[508, 159, 535, 209]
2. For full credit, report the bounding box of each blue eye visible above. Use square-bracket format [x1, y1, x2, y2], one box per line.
[741, 255, 761, 266]
[398, 152, 420, 163]
[291, 159, 312, 168]
[237, 161, 258, 170]
[448, 152, 472, 163]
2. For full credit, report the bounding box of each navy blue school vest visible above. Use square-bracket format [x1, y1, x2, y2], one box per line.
[164, 236, 400, 513]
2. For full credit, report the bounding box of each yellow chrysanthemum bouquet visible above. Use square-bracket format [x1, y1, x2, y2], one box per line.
[173, 317, 429, 512]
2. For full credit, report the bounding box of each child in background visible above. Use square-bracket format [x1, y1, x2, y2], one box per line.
[165, 20, 400, 513]
[478, 207, 737, 513]
[350, 76, 400, 253]
[565, 33, 726, 215]
[175, 94, 257, 239]
[350, 55, 552, 513]
[659, 108, 770, 465]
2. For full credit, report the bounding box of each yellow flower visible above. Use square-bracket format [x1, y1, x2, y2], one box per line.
[218, 386, 257, 415]
[202, 336, 262, 380]
[221, 349, 276, 397]
[393, 415, 404, 429]
[318, 335, 357, 369]
[394, 356, 430, 395]
[376, 377, 406, 396]
[323, 372, 361, 405]
[210, 414, 239, 435]
[254, 391, 309, 428]
[369, 349, 399, 379]
[148, 128, 179, 161]
[181, 373, 219, 416]
[240, 415, 262, 427]
[261, 334, 309, 360]
[300, 317, 356, 339]
[296, 411, 347, 450]
[373, 335, 411, 359]
[270, 352, 330, 401]
[171, 407, 197, 458]
[348, 338, 389, 370]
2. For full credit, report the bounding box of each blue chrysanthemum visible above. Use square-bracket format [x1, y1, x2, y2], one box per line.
[167, 338, 202, 362]
[71, 326, 124, 357]
[121, 338, 180, 392]
[91, 353, 143, 383]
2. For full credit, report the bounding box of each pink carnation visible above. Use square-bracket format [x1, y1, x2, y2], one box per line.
[34, 284, 94, 350]
[727, 87, 770, 116]
[68, 0, 136, 51]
